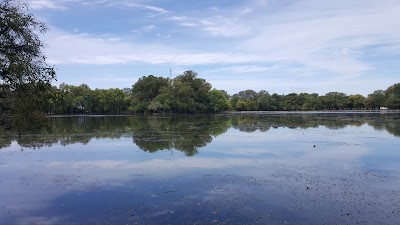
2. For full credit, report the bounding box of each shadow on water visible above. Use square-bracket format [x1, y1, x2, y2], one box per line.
[1, 113, 400, 152]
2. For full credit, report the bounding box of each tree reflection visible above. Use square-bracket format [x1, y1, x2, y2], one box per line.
[231, 114, 369, 132]
[1, 114, 400, 153]
[0, 126, 12, 149]
[129, 115, 230, 156]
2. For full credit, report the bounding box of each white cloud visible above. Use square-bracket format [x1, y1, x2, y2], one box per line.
[169, 15, 250, 37]
[28, 0, 66, 9]
[156, 33, 171, 39]
[199, 16, 250, 37]
[208, 65, 281, 74]
[28, 0, 169, 14]
[122, 2, 168, 14]
[44, 28, 263, 65]
[169, 16, 198, 27]
[132, 25, 157, 33]
[107, 37, 121, 42]
[144, 25, 156, 31]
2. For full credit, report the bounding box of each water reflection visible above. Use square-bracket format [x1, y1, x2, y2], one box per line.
[130, 116, 230, 156]
[1, 114, 400, 154]
[1, 114, 400, 224]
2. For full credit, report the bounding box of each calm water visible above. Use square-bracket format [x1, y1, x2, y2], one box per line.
[0, 114, 399, 225]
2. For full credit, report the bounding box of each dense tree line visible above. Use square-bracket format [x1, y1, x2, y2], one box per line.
[230, 83, 400, 111]
[23, 72, 400, 115]
[43, 83, 131, 114]
[38, 76, 400, 116]
[38, 71, 231, 115]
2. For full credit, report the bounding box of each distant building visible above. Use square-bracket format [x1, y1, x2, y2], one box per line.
[380, 107, 389, 110]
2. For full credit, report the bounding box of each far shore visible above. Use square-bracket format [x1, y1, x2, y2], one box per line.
[226, 109, 400, 114]
[44, 110, 400, 117]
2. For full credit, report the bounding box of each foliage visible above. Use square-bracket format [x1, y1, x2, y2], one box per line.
[131, 75, 169, 112]
[207, 89, 231, 112]
[11, 82, 51, 133]
[323, 92, 348, 110]
[385, 83, 400, 109]
[44, 83, 130, 114]
[130, 70, 215, 113]
[367, 90, 385, 109]
[1, 0, 56, 132]
[347, 94, 366, 109]
[20, 78, 400, 116]
[4, 64, 398, 117]
[0, 0, 55, 89]
[229, 86, 399, 111]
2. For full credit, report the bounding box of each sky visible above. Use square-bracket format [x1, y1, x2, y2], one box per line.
[25, 0, 400, 95]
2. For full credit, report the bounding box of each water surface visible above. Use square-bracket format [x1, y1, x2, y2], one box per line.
[0, 114, 399, 224]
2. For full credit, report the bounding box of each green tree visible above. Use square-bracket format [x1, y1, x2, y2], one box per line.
[301, 93, 318, 111]
[234, 90, 257, 111]
[174, 70, 211, 112]
[131, 75, 169, 112]
[230, 94, 240, 110]
[207, 89, 231, 112]
[385, 83, 400, 109]
[41, 85, 66, 114]
[324, 92, 348, 110]
[11, 82, 51, 133]
[347, 94, 366, 109]
[256, 91, 271, 110]
[270, 93, 283, 111]
[237, 89, 257, 101]
[71, 84, 92, 113]
[171, 81, 196, 113]
[1, 0, 56, 131]
[282, 93, 304, 111]
[57, 84, 91, 114]
[150, 70, 212, 113]
[367, 90, 386, 109]
[151, 84, 175, 112]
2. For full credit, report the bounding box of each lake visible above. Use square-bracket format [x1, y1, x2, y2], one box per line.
[0, 114, 399, 225]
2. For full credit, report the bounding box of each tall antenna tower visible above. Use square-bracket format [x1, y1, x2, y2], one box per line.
[169, 68, 172, 79]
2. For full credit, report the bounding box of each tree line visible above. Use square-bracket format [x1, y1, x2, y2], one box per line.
[3, 69, 400, 117]
[30, 70, 230, 115]
[230, 83, 400, 111]
[36, 74, 400, 115]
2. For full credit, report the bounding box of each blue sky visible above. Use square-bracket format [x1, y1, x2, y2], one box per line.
[27, 0, 400, 95]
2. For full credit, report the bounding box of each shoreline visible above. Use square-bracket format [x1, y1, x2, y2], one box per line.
[44, 110, 400, 117]
[226, 110, 400, 114]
